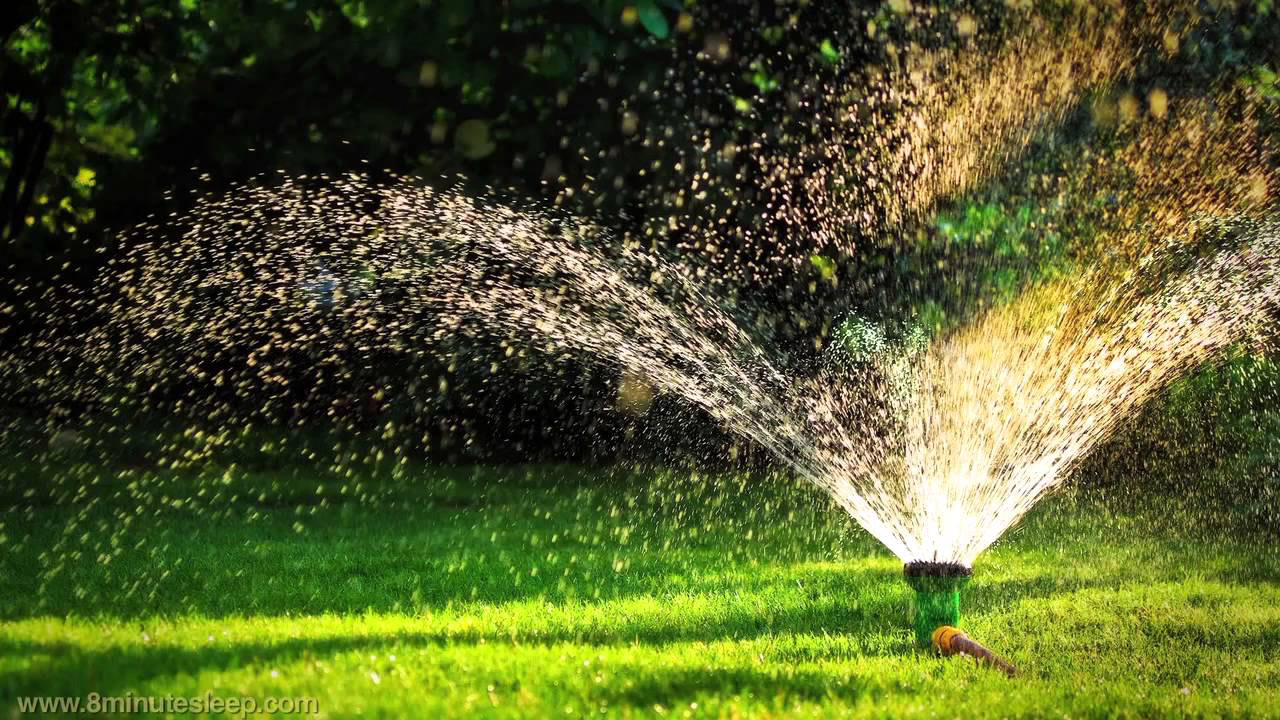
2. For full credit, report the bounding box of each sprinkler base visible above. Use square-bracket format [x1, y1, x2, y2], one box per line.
[904, 561, 971, 647]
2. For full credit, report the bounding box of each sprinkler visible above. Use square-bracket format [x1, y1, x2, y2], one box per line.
[904, 561, 1018, 676]
[904, 561, 971, 646]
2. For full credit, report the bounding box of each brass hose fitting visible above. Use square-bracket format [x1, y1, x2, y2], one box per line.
[931, 626, 1018, 677]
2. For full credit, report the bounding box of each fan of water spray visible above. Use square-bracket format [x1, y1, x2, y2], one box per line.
[9, 173, 1276, 571]
[894, 222, 1280, 564]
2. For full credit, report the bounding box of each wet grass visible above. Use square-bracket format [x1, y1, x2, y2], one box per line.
[1, 446, 1278, 718]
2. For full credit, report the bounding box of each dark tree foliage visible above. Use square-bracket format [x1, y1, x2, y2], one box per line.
[2, 0, 670, 264]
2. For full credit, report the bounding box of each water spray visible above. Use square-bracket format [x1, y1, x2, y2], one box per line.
[904, 561, 1017, 676]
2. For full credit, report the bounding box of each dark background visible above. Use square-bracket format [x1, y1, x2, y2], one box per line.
[2, 1, 1278, 509]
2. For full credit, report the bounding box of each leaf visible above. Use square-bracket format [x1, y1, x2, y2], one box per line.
[809, 254, 836, 280]
[750, 70, 778, 94]
[819, 39, 841, 65]
[637, 0, 669, 39]
[339, 1, 371, 28]
[441, 0, 472, 28]
[539, 44, 572, 79]
[454, 119, 496, 159]
[916, 301, 947, 335]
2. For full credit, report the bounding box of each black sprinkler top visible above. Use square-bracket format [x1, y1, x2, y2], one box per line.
[903, 561, 973, 578]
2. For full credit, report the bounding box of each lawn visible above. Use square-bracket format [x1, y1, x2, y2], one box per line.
[2, 440, 1278, 718]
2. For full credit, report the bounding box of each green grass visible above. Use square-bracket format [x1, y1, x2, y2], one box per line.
[2, 442, 1279, 718]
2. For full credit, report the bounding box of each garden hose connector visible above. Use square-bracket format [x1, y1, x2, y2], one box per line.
[932, 625, 1018, 677]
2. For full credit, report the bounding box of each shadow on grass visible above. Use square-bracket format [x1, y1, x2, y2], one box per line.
[963, 552, 1280, 614]
[589, 665, 881, 706]
[0, 495, 874, 621]
[0, 574, 919, 697]
[6, 456, 1277, 704]
[10, 587, 1275, 703]
[11, 503, 1265, 625]
[5, 554, 1277, 700]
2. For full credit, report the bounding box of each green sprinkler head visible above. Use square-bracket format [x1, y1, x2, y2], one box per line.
[903, 561, 972, 648]
[904, 562, 1018, 676]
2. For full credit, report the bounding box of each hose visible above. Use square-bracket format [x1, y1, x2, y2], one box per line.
[931, 625, 1018, 677]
